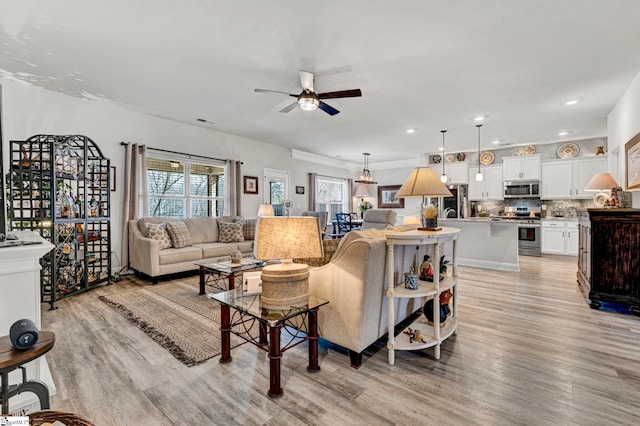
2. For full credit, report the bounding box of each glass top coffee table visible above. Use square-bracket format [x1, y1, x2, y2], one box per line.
[209, 289, 329, 398]
[194, 257, 265, 295]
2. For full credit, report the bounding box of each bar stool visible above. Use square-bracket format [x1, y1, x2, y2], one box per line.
[0, 330, 55, 414]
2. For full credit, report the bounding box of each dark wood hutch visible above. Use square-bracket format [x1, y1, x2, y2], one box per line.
[577, 208, 640, 315]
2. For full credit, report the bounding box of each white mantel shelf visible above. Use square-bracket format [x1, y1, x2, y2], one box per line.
[0, 230, 56, 414]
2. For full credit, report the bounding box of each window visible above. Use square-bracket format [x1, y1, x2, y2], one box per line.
[147, 157, 225, 218]
[316, 177, 347, 219]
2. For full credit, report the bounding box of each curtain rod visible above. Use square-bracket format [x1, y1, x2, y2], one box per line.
[315, 173, 349, 181]
[120, 142, 240, 163]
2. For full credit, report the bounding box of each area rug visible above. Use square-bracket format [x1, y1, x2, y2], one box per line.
[99, 278, 252, 367]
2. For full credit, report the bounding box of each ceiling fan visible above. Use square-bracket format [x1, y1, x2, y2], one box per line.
[254, 70, 362, 116]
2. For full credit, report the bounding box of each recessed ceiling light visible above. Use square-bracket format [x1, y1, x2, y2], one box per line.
[438, 147, 445, 151]
[492, 140, 500, 144]
[565, 100, 578, 105]
[405, 128, 415, 134]
[558, 131, 569, 136]
[473, 116, 485, 122]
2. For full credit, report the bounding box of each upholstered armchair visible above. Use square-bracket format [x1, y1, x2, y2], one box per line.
[301, 211, 328, 233]
[361, 209, 397, 229]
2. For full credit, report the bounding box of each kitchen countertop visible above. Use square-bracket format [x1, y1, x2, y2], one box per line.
[441, 217, 521, 224]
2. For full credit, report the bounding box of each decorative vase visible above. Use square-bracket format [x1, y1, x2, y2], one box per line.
[596, 146, 605, 156]
[230, 249, 242, 264]
[404, 272, 418, 290]
[456, 152, 466, 161]
[422, 217, 438, 230]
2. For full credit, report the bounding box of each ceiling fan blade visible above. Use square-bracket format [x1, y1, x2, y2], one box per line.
[318, 101, 340, 116]
[318, 89, 362, 99]
[255, 88, 297, 96]
[299, 70, 314, 92]
[279, 102, 298, 113]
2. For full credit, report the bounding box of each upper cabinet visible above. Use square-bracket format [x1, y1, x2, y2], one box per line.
[502, 155, 542, 181]
[469, 165, 503, 201]
[431, 162, 468, 184]
[541, 157, 607, 199]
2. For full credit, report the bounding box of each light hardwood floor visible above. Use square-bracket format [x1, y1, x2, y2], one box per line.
[41, 255, 640, 425]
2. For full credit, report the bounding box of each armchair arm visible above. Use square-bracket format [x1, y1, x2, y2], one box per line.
[129, 221, 161, 277]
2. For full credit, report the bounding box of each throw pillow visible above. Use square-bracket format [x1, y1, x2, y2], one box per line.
[243, 219, 257, 240]
[218, 221, 244, 243]
[146, 223, 172, 250]
[166, 221, 193, 248]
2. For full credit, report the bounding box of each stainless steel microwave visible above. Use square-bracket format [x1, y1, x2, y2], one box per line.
[504, 180, 540, 198]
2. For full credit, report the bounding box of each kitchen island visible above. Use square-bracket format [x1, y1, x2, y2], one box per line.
[440, 218, 519, 271]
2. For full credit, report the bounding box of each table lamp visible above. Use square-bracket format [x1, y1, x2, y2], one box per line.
[354, 183, 370, 202]
[257, 204, 275, 217]
[395, 167, 453, 231]
[584, 173, 620, 207]
[254, 216, 323, 308]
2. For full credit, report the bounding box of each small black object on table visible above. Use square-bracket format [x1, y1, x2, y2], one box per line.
[0, 330, 55, 414]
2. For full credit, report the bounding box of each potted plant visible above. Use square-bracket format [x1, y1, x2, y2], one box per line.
[358, 200, 373, 218]
[422, 204, 438, 230]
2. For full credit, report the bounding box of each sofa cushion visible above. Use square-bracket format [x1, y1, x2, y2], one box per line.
[184, 217, 219, 244]
[166, 221, 193, 248]
[218, 221, 244, 243]
[236, 240, 254, 254]
[194, 242, 240, 258]
[146, 223, 172, 249]
[243, 218, 257, 240]
[158, 246, 202, 265]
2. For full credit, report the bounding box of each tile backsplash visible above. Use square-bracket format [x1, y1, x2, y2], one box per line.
[475, 199, 592, 218]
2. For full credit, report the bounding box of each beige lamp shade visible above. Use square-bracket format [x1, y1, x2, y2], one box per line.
[395, 167, 454, 198]
[354, 183, 370, 197]
[254, 216, 323, 309]
[584, 173, 619, 192]
[257, 204, 275, 217]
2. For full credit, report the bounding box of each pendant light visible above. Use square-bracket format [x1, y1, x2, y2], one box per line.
[475, 124, 484, 182]
[355, 152, 378, 184]
[440, 130, 448, 183]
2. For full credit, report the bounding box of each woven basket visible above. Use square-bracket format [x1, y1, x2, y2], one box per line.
[29, 410, 94, 426]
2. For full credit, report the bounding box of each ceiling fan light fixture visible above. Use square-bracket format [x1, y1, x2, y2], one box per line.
[297, 92, 319, 111]
[354, 152, 378, 184]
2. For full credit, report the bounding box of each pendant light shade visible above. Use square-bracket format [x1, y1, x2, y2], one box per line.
[440, 130, 448, 183]
[355, 152, 377, 184]
[475, 124, 484, 182]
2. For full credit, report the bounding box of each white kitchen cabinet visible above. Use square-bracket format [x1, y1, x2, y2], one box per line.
[503, 155, 541, 181]
[541, 157, 607, 199]
[566, 222, 579, 255]
[541, 220, 579, 255]
[469, 165, 503, 200]
[432, 162, 468, 184]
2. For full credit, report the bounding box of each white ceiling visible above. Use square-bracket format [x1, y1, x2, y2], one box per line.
[2, 0, 640, 164]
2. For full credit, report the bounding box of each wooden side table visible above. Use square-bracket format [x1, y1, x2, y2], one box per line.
[0, 330, 56, 414]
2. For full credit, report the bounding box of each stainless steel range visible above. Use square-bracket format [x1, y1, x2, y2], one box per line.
[502, 206, 541, 257]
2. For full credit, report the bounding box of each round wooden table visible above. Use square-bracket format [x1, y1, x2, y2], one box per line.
[0, 330, 56, 414]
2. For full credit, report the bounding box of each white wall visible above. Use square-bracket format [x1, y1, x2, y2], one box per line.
[608, 69, 640, 207]
[0, 79, 353, 269]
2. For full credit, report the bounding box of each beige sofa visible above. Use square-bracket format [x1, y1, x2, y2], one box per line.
[306, 226, 424, 368]
[128, 216, 256, 283]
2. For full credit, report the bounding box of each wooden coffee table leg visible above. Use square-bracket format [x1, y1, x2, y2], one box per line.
[268, 324, 283, 398]
[307, 307, 321, 373]
[259, 322, 268, 345]
[219, 304, 232, 364]
[199, 265, 206, 295]
[228, 272, 235, 290]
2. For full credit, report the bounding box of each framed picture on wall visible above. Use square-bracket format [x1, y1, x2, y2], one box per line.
[295, 186, 305, 194]
[378, 185, 404, 208]
[625, 132, 640, 190]
[243, 176, 259, 194]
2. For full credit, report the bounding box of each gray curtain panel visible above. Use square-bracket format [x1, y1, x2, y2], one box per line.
[308, 172, 318, 210]
[225, 160, 242, 216]
[121, 142, 148, 271]
[347, 178, 354, 213]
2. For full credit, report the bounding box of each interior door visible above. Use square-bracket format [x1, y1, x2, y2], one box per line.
[263, 168, 290, 216]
